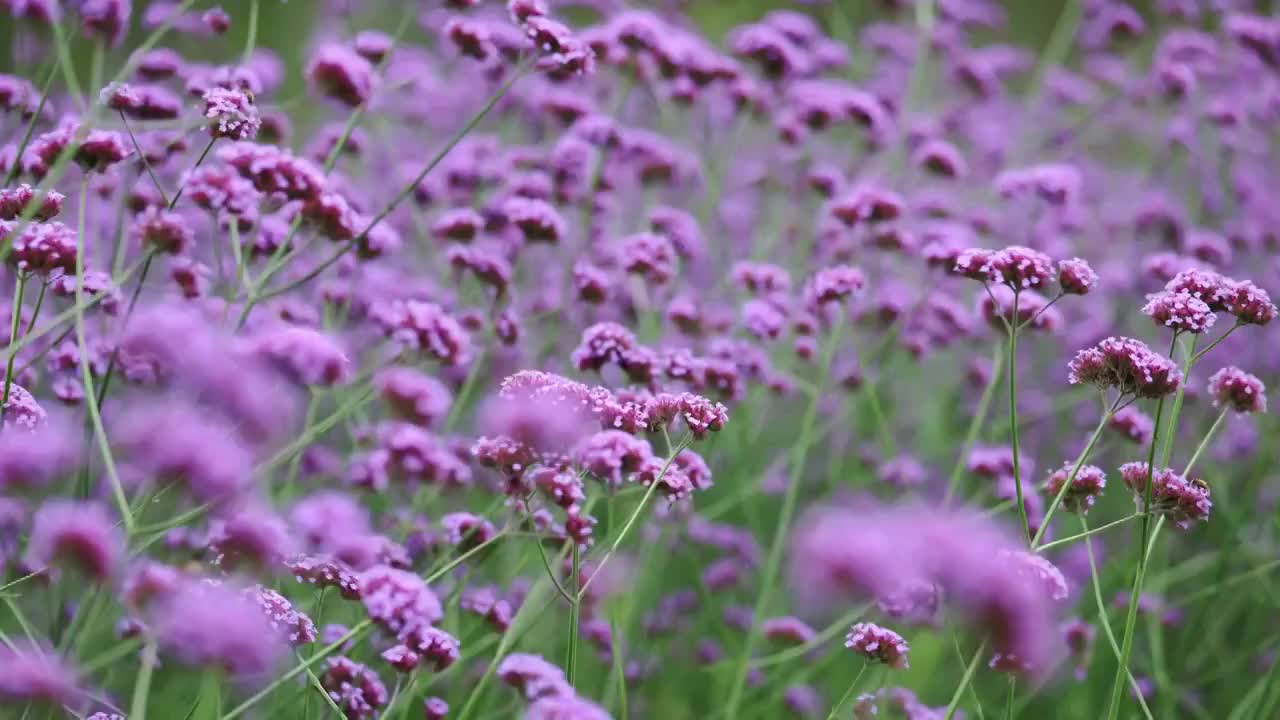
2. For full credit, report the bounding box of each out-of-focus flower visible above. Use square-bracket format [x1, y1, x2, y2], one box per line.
[1208, 367, 1267, 414]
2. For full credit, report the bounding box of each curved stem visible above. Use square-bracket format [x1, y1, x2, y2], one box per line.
[1083, 517, 1156, 720]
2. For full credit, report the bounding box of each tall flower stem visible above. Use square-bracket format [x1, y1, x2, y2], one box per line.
[1106, 394, 1165, 719]
[566, 541, 582, 687]
[1007, 292, 1030, 544]
[723, 306, 846, 717]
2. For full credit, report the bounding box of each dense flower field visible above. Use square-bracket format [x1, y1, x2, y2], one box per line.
[0, 0, 1278, 718]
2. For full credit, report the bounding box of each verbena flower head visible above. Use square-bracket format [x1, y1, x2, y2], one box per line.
[24, 500, 123, 582]
[8, 221, 77, 276]
[320, 656, 388, 719]
[954, 245, 1055, 290]
[1109, 407, 1154, 444]
[1043, 463, 1107, 514]
[0, 184, 63, 221]
[150, 579, 289, 679]
[1222, 279, 1277, 326]
[1208, 366, 1267, 414]
[202, 87, 261, 140]
[1068, 336, 1182, 399]
[1118, 462, 1212, 530]
[845, 622, 910, 668]
[790, 503, 1057, 672]
[1141, 291, 1216, 334]
[1057, 257, 1098, 295]
[308, 44, 377, 106]
[0, 642, 81, 705]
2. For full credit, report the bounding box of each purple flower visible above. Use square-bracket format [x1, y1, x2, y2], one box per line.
[1057, 258, 1099, 295]
[24, 501, 123, 581]
[0, 184, 63, 221]
[308, 44, 377, 106]
[1142, 291, 1216, 334]
[497, 653, 570, 699]
[524, 693, 612, 720]
[1222, 280, 1277, 326]
[0, 642, 80, 705]
[790, 503, 1058, 672]
[1043, 464, 1107, 514]
[620, 232, 677, 285]
[247, 585, 318, 646]
[75, 129, 133, 172]
[8, 221, 77, 276]
[1118, 463, 1212, 530]
[424, 696, 450, 720]
[358, 565, 443, 634]
[80, 0, 130, 45]
[203, 87, 261, 140]
[150, 579, 288, 678]
[845, 622, 910, 668]
[1068, 336, 1182, 399]
[1, 381, 48, 431]
[1109, 407, 1154, 444]
[132, 207, 193, 255]
[252, 326, 353, 386]
[1208, 367, 1267, 414]
[574, 430, 653, 487]
[762, 616, 816, 646]
[371, 300, 471, 366]
[321, 657, 388, 719]
[375, 367, 452, 427]
[803, 265, 865, 308]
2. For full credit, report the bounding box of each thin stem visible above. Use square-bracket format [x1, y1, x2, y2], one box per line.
[1083, 517, 1156, 720]
[2, 273, 28, 408]
[945, 640, 988, 720]
[578, 435, 690, 598]
[1031, 405, 1115, 547]
[566, 541, 582, 687]
[723, 306, 846, 717]
[242, 0, 261, 64]
[1106, 394, 1166, 720]
[945, 342, 1005, 504]
[1189, 322, 1240, 365]
[1, 63, 57, 187]
[825, 663, 869, 720]
[129, 642, 158, 720]
[1034, 512, 1141, 552]
[120, 112, 171, 207]
[1182, 407, 1228, 477]
[246, 56, 533, 324]
[167, 137, 217, 210]
[74, 176, 133, 533]
[1007, 292, 1030, 544]
[221, 620, 374, 720]
[22, 280, 46, 335]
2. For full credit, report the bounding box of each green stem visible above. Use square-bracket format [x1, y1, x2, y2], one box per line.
[566, 541, 581, 687]
[129, 642, 158, 720]
[1, 63, 57, 187]
[945, 341, 1006, 504]
[723, 307, 846, 717]
[1106, 393, 1166, 720]
[1031, 405, 1114, 548]
[578, 436, 689, 598]
[1007, 293, 1030, 544]
[120, 112, 171, 207]
[1034, 513, 1141, 552]
[22, 280, 46, 336]
[2, 273, 28, 408]
[73, 176, 133, 532]
[945, 640, 988, 720]
[1083, 517, 1156, 720]
[1183, 407, 1228, 477]
[825, 663, 869, 720]
[242, 0, 261, 64]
